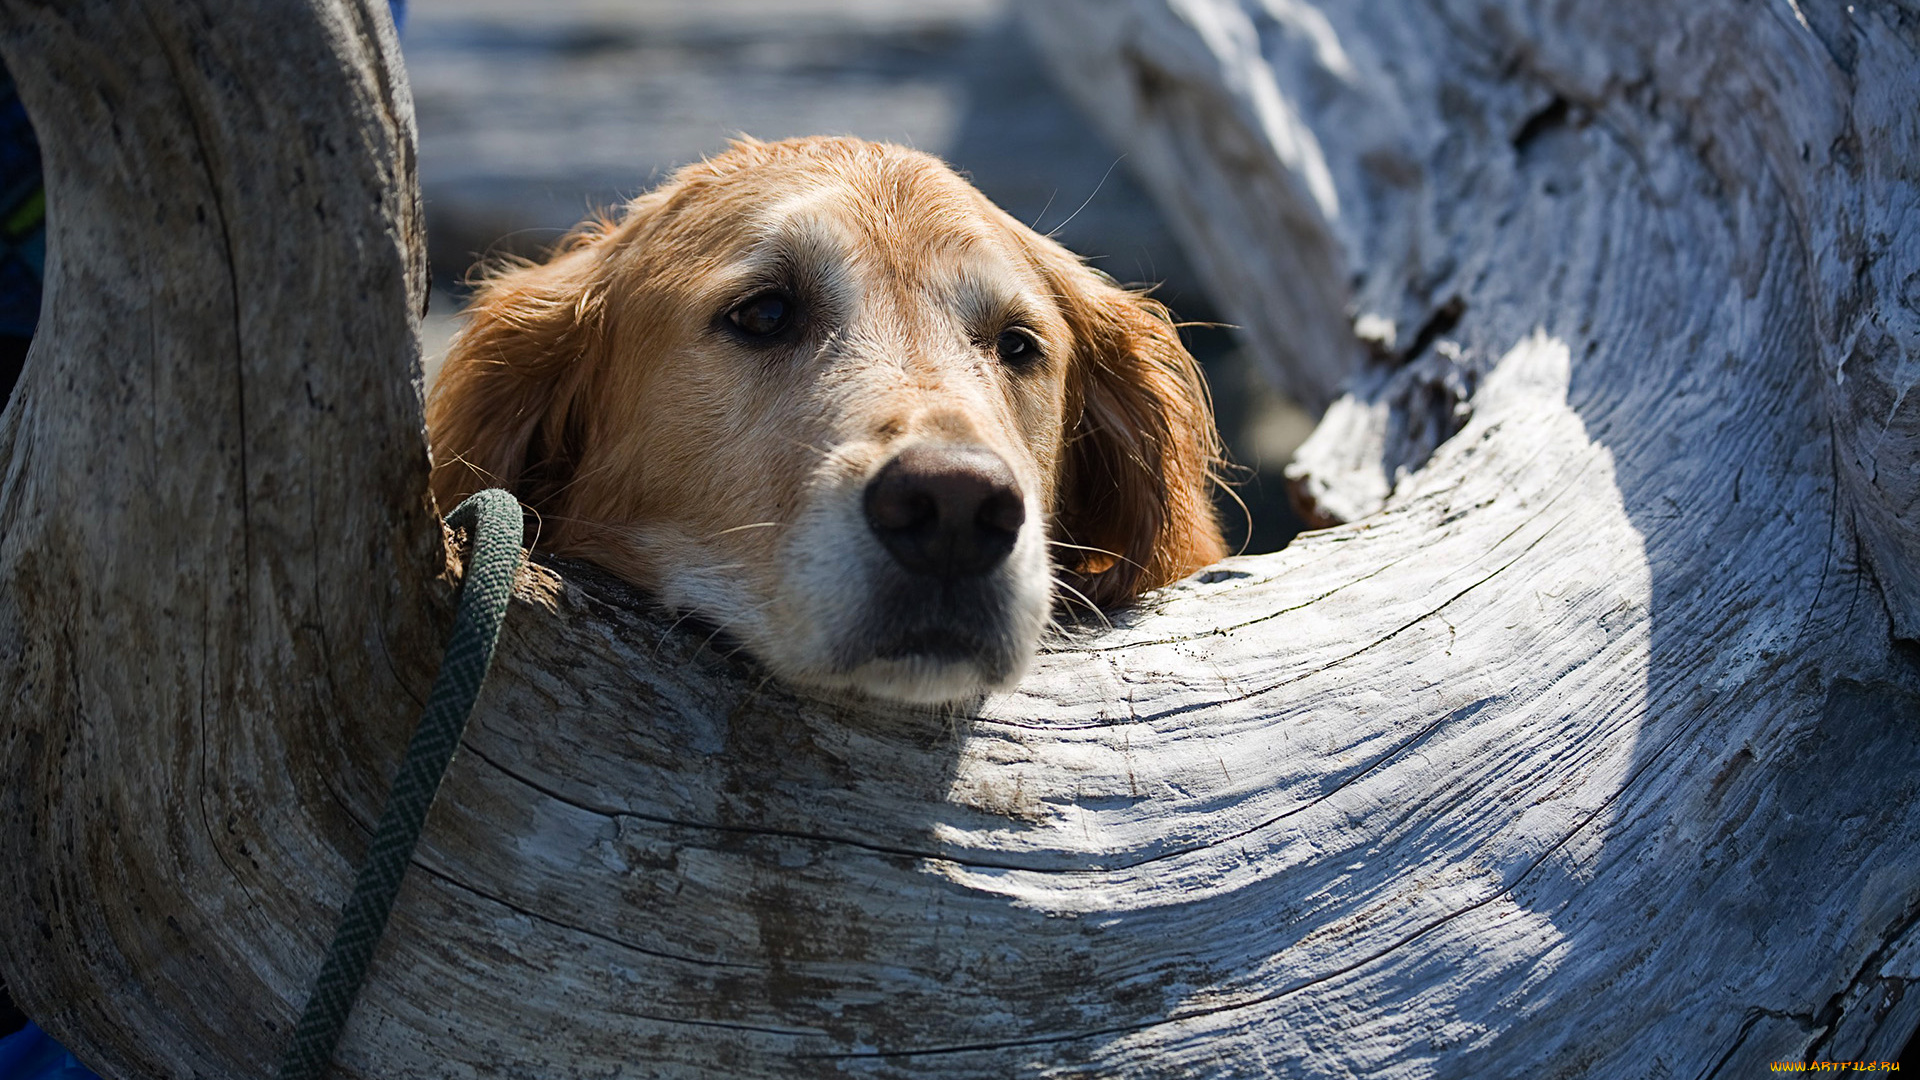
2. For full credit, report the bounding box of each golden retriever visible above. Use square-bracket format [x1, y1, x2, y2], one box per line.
[428, 136, 1225, 704]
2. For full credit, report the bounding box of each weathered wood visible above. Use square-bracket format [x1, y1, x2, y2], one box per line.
[1019, 1, 1920, 1072]
[0, 1, 448, 1075]
[0, 1, 1917, 1078]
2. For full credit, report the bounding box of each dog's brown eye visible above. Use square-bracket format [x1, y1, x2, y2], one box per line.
[995, 328, 1040, 367]
[728, 292, 794, 338]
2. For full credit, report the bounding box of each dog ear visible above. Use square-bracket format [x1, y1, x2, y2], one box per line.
[1050, 267, 1228, 610]
[426, 227, 611, 519]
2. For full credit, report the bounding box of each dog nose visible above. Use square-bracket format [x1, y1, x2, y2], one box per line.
[864, 444, 1026, 579]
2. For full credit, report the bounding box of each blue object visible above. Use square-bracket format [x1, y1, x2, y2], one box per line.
[0, 1024, 102, 1080]
[0, 64, 44, 341]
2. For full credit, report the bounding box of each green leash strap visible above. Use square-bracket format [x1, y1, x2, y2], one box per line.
[277, 489, 525, 1080]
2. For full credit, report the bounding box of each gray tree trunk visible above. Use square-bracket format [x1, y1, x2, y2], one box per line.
[1, 1, 1917, 1077]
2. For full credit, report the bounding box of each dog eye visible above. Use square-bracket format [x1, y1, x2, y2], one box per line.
[727, 292, 795, 338]
[995, 328, 1040, 367]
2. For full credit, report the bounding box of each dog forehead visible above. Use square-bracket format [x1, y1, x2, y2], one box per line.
[632, 140, 1079, 345]
[751, 186, 1058, 324]
[745, 187, 862, 261]
[648, 139, 1057, 267]
[753, 171, 1010, 259]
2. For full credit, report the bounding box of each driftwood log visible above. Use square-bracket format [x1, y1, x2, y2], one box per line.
[1, 0, 1917, 1076]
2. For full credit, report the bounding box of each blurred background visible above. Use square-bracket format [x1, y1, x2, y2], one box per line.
[406, 0, 1313, 553]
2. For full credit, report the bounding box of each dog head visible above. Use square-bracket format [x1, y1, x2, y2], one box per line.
[428, 136, 1226, 704]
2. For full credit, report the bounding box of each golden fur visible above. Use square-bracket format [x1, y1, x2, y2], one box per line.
[429, 136, 1225, 703]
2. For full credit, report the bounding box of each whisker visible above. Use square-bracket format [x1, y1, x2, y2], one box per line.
[1046, 538, 1124, 559]
[1028, 187, 1059, 232]
[1052, 578, 1113, 630]
[696, 599, 779, 655]
[525, 512, 622, 529]
[655, 593, 779, 658]
[654, 608, 703, 655]
[811, 326, 848, 365]
[705, 521, 783, 539]
[785, 438, 834, 462]
[433, 449, 502, 487]
[715, 638, 758, 663]
[521, 501, 546, 553]
[1047, 538, 1147, 575]
[540, 456, 626, 501]
[1213, 473, 1255, 557]
[517, 512, 634, 550]
[697, 621, 731, 655]
[1051, 156, 1124, 237]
